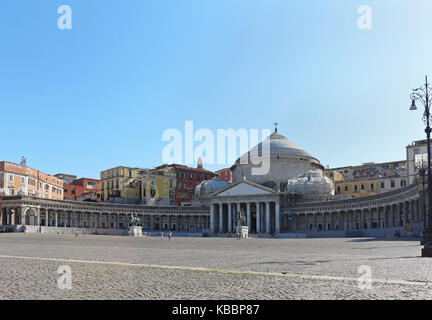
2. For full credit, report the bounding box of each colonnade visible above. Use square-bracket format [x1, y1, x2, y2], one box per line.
[0, 207, 209, 232]
[210, 201, 280, 234]
[287, 198, 422, 232]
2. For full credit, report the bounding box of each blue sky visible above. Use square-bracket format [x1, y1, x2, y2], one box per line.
[1, 0, 432, 179]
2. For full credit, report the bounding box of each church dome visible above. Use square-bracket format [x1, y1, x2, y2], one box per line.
[243, 130, 317, 160]
[231, 128, 324, 186]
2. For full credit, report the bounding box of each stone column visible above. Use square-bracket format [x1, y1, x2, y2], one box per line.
[398, 203, 403, 227]
[236, 203, 241, 229]
[45, 209, 49, 227]
[265, 202, 270, 233]
[228, 203, 232, 233]
[404, 202, 408, 226]
[368, 209, 373, 229]
[36, 208, 41, 226]
[275, 202, 280, 234]
[305, 213, 309, 231]
[219, 203, 223, 233]
[322, 211, 327, 231]
[384, 206, 388, 228]
[247, 202, 252, 231]
[256, 202, 261, 233]
[54, 211, 58, 227]
[337, 211, 341, 230]
[210, 204, 215, 233]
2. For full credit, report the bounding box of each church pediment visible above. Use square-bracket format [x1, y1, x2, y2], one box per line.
[212, 180, 276, 198]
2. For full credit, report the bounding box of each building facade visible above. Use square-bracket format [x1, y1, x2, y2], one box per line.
[0, 161, 63, 200]
[63, 178, 100, 201]
[141, 169, 176, 206]
[406, 139, 429, 185]
[100, 166, 141, 204]
[326, 160, 407, 198]
[156, 164, 216, 206]
[215, 168, 232, 183]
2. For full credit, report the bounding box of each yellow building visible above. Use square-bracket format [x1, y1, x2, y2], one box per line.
[141, 169, 176, 206]
[324, 170, 344, 182]
[100, 166, 141, 204]
[334, 180, 380, 198]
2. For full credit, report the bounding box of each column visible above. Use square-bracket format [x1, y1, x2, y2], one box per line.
[219, 203, 223, 233]
[265, 202, 270, 233]
[329, 212, 334, 230]
[403, 202, 408, 227]
[19, 208, 25, 225]
[368, 209, 373, 229]
[275, 202, 280, 233]
[377, 208, 381, 229]
[210, 204, 215, 233]
[228, 203, 232, 233]
[54, 211, 58, 227]
[322, 211, 327, 231]
[97, 213, 101, 229]
[384, 206, 388, 228]
[236, 203, 241, 229]
[398, 203, 403, 227]
[314, 214, 318, 231]
[256, 202, 261, 233]
[305, 213, 309, 231]
[36, 208, 41, 226]
[337, 211, 341, 230]
[247, 202, 252, 231]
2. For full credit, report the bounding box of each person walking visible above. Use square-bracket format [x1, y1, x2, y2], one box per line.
[160, 231, 164, 240]
[168, 231, 172, 241]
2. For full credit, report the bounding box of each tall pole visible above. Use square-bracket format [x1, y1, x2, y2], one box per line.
[425, 76, 432, 231]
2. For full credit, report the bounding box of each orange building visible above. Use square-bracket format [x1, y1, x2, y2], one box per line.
[63, 178, 100, 201]
[0, 161, 63, 200]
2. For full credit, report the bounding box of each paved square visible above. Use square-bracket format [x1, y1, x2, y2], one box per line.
[0, 233, 431, 299]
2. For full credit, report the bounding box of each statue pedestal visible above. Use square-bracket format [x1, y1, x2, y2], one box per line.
[236, 226, 249, 238]
[128, 226, 143, 237]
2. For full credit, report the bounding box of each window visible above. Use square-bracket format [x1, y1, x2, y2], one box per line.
[354, 185, 358, 192]
[151, 177, 155, 186]
[401, 180, 407, 187]
[169, 180, 173, 188]
[337, 186, 341, 193]
[370, 184, 374, 191]
[361, 184, 365, 190]
[344, 186, 348, 192]
[9, 174, 13, 182]
[380, 182, 385, 189]
[391, 181, 395, 188]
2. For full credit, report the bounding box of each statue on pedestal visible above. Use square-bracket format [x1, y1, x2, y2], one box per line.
[236, 208, 249, 239]
[128, 213, 143, 237]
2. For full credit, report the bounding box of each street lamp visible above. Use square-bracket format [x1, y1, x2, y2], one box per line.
[410, 75, 432, 257]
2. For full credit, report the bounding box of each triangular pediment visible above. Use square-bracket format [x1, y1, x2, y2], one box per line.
[213, 180, 276, 198]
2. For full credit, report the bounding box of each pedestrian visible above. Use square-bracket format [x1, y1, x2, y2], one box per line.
[75, 230, 79, 238]
[168, 231, 172, 241]
[160, 231, 164, 240]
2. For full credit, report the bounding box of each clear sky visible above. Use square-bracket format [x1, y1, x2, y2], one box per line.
[1, 0, 432, 179]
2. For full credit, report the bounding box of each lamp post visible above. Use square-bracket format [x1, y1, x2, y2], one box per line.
[410, 75, 432, 257]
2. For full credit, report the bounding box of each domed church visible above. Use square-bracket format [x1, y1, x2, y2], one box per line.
[208, 125, 334, 235]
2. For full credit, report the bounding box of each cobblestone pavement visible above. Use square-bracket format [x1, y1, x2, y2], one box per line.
[0, 233, 431, 299]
